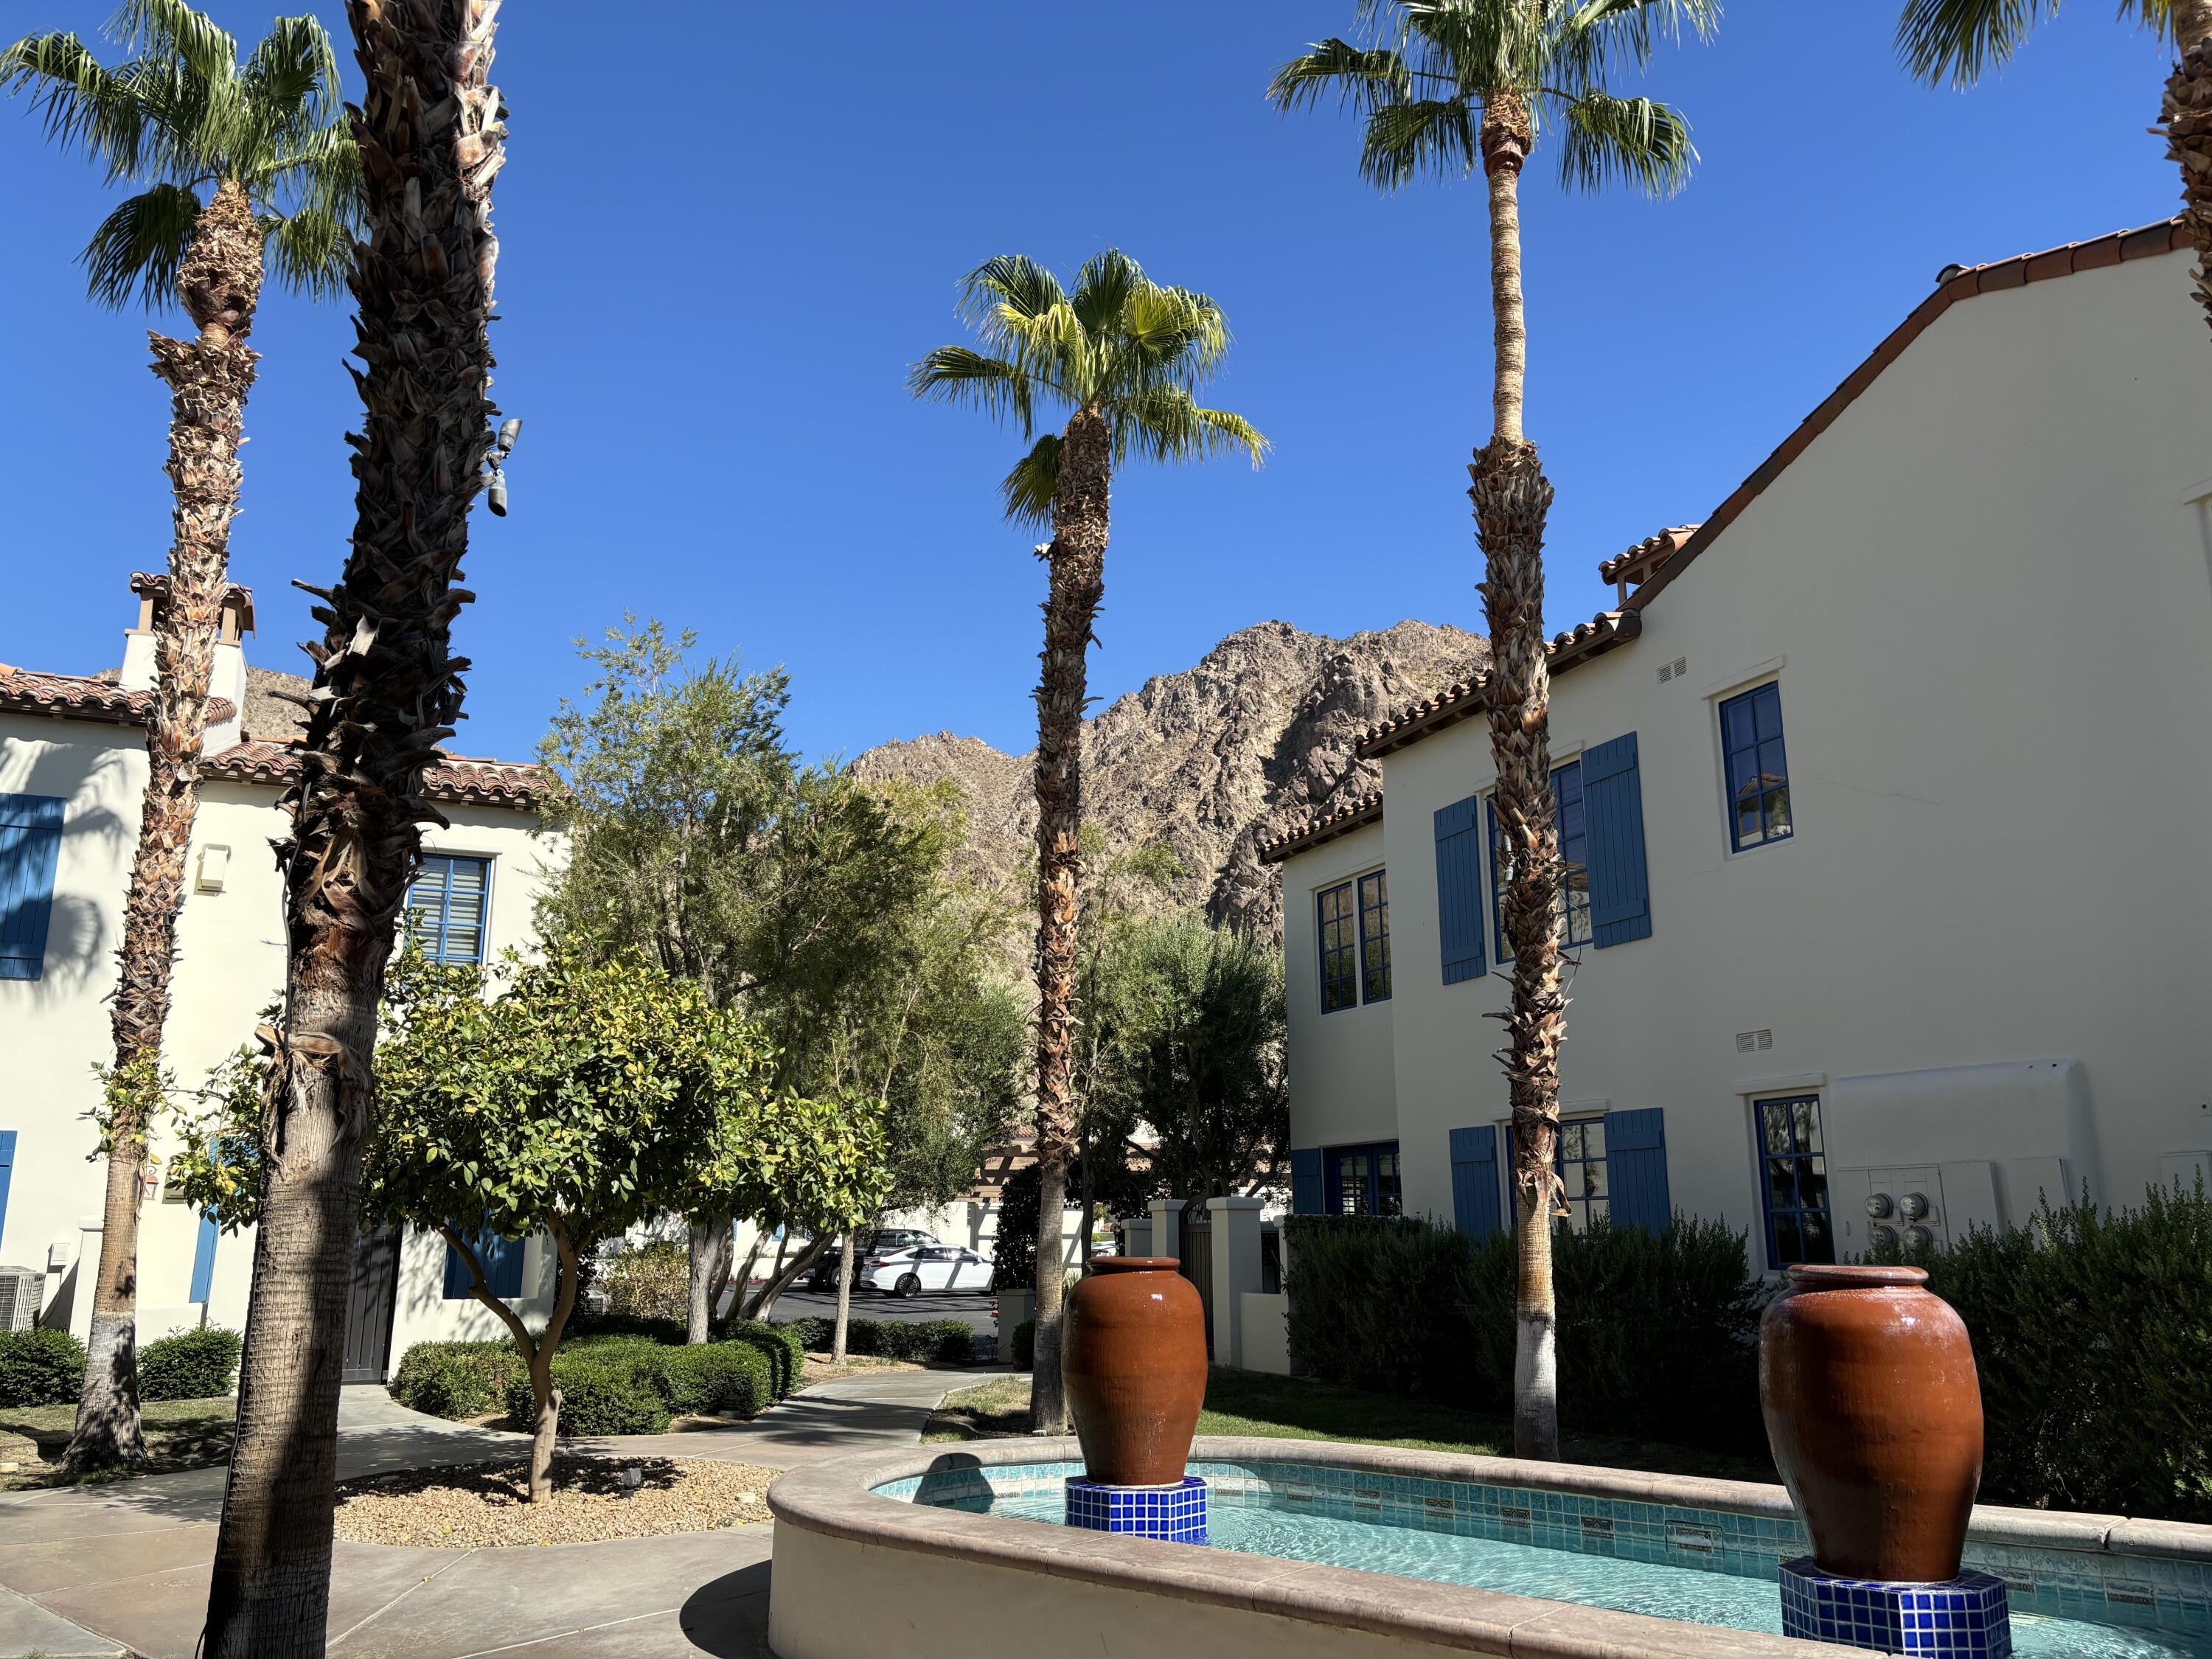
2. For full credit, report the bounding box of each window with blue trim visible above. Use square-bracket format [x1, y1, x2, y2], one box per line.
[1357, 870, 1391, 1003]
[1721, 682, 1792, 852]
[1316, 881, 1357, 1012]
[1756, 1095, 1834, 1267]
[1487, 763, 1592, 963]
[1558, 1119, 1608, 1232]
[406, 855, 490, 964]
[1326, 1142, 1402, 1216]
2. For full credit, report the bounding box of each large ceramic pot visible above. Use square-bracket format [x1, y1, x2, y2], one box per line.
[1760, 1264, 1983, 1582]
[1063, 1256, 1208, 1486]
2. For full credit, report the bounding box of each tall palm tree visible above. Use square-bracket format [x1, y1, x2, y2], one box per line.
[1270, 0, 1713, 1461]
[1, 0, 357, 1475]
[1899, 1, 2212, 335]
[911, 252, 1265, 1433]
[198, 0, 504, 1649]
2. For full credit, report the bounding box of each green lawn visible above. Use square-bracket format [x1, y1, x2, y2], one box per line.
[0, 1397, 237, 1489]
[925, 1369, 1776, 1486]
[0, 1397, 236, 1441]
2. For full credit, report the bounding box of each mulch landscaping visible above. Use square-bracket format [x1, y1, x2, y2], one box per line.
[333, 1453, 778, 1548]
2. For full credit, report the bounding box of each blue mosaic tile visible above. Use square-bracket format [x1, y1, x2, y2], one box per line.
[1780, 1559, 2012, 1657]
[1065, 1476, 1208, 1545]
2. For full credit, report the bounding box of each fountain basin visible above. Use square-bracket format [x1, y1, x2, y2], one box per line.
[767, 1436, 2212, 1659]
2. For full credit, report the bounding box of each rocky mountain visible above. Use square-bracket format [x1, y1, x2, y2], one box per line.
[855, 619, 1489, 938]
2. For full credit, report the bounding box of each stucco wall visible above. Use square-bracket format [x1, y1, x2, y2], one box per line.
[1286, 247, 2212, 1261]
[1280, 820, 1398, 1156]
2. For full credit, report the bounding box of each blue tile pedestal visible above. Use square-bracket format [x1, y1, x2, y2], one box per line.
[1779, 1559, 2012, 1656]
[1064, 1475, 1208, 1544]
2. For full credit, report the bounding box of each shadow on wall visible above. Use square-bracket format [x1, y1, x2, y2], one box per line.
[8, 748, 136, 1004]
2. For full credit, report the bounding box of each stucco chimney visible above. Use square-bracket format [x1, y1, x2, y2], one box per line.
[119, 572, 253, 751]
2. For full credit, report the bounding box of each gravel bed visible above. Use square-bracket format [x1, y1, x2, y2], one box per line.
[333, 1455, 776, 1548]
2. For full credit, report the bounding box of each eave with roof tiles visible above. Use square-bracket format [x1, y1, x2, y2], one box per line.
[0, 667, 237, 729]
[201, 739, 545, 809]
[1257, 789, 1384, 866]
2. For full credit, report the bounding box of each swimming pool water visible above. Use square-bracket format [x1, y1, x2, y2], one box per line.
[942, 1489, 2211, 1659]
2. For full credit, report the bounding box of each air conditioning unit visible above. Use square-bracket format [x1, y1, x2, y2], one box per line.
[0, 1267, 46, 1332]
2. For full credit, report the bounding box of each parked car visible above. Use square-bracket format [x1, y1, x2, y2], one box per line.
[804, 1228, 943, 1290]
[861, 1243, 993, 1297]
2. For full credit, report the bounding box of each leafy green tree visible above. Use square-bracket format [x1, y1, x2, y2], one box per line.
[914, 266, 1265, 1432]
[1897, 1, 2212, 345]
[1270, 0, 1714, 1462]
[3, 0, 358, 1475]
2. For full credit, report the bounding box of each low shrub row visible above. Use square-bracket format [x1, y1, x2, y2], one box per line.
[776, 1315, 975, 1365]
[391, 1339, 524, 1419]
[1281, 1214, 1767, 1454]
[0, 1324, 243, 1408]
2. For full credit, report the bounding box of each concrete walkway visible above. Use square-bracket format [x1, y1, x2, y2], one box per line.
[0, 1368, 975, 1658]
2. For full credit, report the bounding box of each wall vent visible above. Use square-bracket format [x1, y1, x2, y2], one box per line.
[1671, 657, 1687, 678]
[0, 1268, 44, 1332]
[1658, 663, 1673, 684]
[1657, 657, 1688, 684]
[1734, 1029, 1774, 1054]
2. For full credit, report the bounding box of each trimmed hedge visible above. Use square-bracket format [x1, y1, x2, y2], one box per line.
[1282, 1214, 1766, 1453]
[139, 1326, 242, 1400]
[724, 1319, 804, 1397]
[1012, 1319, 1035, 1371]
[1871, 1185, 2212, 1520]
[490, 1337, 779, 1437]
[0, 1327, 86, 1407]
[563, 1310, 687, 1346]
[392, 1339, 525, 1419]
[776, 1315, 975, 1365]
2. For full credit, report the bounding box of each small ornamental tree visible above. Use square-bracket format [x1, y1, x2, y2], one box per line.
[366, 951, 773, 1501]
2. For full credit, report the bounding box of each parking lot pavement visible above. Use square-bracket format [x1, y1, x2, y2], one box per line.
[768, 1286, 996, 1332]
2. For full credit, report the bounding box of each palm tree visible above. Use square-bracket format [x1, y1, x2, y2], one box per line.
[1899, 1, 2212, 335]
[1, 0, 357, 1475]
[911, 252, 1265, 1433]
[198, 0, 504, 1649]
[1270, 0, 1713, 1461]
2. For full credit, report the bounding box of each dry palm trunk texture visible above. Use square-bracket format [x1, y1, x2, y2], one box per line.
[1029, 403, 1110, 1437]
[2165, 0, 2212, 334]
[201, 0, 504, 1649]
[71, 181, 263, 1475]
[1475, 101, 1567, 1464]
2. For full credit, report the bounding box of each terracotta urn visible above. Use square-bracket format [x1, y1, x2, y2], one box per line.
[1063, 1257, 1208, 1486]
[1760, 1264, 1983, 1582]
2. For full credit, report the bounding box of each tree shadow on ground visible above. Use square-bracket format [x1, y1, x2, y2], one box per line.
[677, 1558, 771, 1657]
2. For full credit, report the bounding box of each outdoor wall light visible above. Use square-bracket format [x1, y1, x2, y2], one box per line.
[486, 417, 522, 516]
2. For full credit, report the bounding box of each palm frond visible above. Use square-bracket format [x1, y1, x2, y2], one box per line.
[1361, 97, 1478, 187]
[262, 203, 352, 298]
[1116, 387, 1270, 470]
[1071, 248, 1147, 340]
[1894, 0, 2088, 86]
[116, 0, 237, 89]
[1000, 434, 1062, 527]
[1555, 0, 1724, 86]
[0, 32, 152, 182]
[907, 347, 1043, 434]
[956, 255, 1066, 328]
[238, 14, 342, 139]
[1265, 38, 1413, 114]
[80, 181, 199, 310]
[1551, 89, 1696, 196]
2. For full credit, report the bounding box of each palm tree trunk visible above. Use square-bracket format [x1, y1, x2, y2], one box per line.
[1029, 402, 1110, 1436]
[1472, 100, 1565, 1464]
[201, 3, 504, 1651]
[2164, 0, 2212, 338]
[69, 180, 263, 1476]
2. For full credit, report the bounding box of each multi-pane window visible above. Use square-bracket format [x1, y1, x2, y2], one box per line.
[1487, 762, 1593, 963]
[1357, 870, 1391, 1004]
[1721, 682, 1792, 852]
[406, 855, 490, 964]
[1317, 882, 1358, 1012]
[1757, 1095, 1834, 1267]
[1558, 1119, 1608, 1233]
[1330, 1143, 1402, 1217]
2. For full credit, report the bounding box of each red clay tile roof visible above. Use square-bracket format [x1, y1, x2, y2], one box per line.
[1258, 790, 1384, 866]
[0, 668, 237, 728]
[203, 740, 545, 808]
[1352, 608, 1642, 762]
[1599, 525, 1700, 589]
[1627, 217, 2188, 616]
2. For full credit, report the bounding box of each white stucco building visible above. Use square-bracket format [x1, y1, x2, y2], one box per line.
[1265, 218, 2212, 1270]
[0, 573, 560, 1380]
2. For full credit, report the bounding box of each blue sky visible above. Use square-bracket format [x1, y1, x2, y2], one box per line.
[0, 2, 2183, 766]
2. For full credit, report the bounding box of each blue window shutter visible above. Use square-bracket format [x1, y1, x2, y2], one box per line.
[1290, 1148, 1324, 1217]
[445, 1226, 525, 1298]
[1582, 734, 1652, 949]
[1433, 796, 1486, 985]
[442, 1230, 472, 1298]
[189, 1209, 218, 1303]
[0, 795, 66, 981]
[1449, 1126, 1502, 1239]
[1605, 1108, 1670, 1230]
[0, 1132, 16, 1258]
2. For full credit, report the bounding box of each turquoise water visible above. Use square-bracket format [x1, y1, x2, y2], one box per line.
[938, 1489, 2211, 1659]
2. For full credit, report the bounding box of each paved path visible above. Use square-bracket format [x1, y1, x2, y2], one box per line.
[0, 1369, 975, 1658]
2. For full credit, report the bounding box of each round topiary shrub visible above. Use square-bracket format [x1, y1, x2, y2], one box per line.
[138, 1326, 242, 1400]
[392, 1340, 524, 1420]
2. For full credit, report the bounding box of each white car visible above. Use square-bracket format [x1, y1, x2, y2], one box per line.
[861, 1244, 994, 1297]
